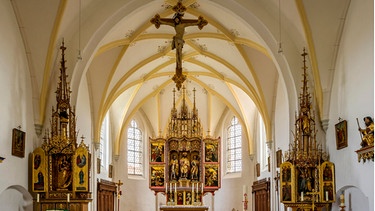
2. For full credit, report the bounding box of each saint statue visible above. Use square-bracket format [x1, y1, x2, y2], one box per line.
[170, 154, 179, 180]
[180, 152, 190, 179]
[57, 155, 72, 189]
[358, 116, 374, 147]
[190, 155, 199, 180]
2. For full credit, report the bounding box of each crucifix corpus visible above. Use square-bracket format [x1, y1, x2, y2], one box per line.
[150, 2, 208, 90]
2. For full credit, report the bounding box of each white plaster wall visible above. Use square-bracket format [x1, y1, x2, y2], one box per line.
[0, 0, 35, 210]
[325, 1, 374, 211]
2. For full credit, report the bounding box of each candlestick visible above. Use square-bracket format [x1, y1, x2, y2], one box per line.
[67, 193, 70, 202]
[201, 182, 203, 193]
[340, 193, 345, 206]
[37, 193, 39, 202]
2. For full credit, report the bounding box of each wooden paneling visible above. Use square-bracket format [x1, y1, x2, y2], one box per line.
[252, 178, 270, 211]
[97, 179, 116, 211]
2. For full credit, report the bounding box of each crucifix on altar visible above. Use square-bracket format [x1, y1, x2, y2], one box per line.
[150, 2, 208, 90]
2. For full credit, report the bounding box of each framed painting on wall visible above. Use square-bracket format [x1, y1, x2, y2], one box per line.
[335, 120, 347, 150]
[12, 128, 25, 158]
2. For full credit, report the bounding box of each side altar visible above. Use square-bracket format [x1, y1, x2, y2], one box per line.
[31, 42, 92, 211]
[149, 87, 220, 210]
[279, 50, 335, 211]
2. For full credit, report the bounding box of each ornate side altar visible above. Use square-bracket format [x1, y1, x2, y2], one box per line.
[149, 87, 220, 210]
[31, 42, 92, 211]
[280, 50, 335, 211]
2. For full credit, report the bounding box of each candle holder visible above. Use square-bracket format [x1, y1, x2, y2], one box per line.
[339, 205, 346, 211]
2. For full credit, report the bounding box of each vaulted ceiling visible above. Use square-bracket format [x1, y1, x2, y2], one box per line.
[11, 0, 350, 155]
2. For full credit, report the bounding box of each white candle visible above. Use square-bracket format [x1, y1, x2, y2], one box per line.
[37, 193, 39, 202]
[170, 183, 172, 193]
[67, 193, 70, 202]
[340, 193, 345, 206]
[243, 185, 247, 195]
[192, 183, 194, 192]
[325, 191, 328, 201]
[301, 192, 304, 201]
[196, 183, 199, 192]
[175, 183, 176, 192]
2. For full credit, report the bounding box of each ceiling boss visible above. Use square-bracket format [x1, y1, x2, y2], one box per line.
[150, 2, 208, 90]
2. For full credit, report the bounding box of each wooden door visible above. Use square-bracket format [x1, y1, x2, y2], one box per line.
[252, 178, 270, 211]
[97, 179, 116, 211]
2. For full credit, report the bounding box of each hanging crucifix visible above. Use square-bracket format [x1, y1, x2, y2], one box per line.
[150, 2, 208, 90]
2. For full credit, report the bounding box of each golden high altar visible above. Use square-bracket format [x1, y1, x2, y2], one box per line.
[31, 42, 92, 211]
[149, 87, 220, 210]
[280, 50, 336, 211]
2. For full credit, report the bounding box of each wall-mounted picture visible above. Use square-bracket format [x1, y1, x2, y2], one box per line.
[12, 128, 25, 158]
[276, 149, 282, 168]
[335, 120, 347, 150]
[108, 164, 113, 178]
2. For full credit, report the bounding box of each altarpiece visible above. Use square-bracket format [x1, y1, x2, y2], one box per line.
[149, 87, 219, 210]
[279, 50, 335, 211]
[31, 42, 92, 211]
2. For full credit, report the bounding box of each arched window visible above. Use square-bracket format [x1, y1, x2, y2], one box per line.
[227, 116, 242, 173]
[99, 113, 109, 170]
[127, 119, 143, 175]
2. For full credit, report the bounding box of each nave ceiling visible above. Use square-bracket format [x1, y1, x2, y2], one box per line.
[10, 0, 351, 156]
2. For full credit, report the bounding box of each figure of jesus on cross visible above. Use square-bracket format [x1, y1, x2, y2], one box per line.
[150, 2, 208, 90]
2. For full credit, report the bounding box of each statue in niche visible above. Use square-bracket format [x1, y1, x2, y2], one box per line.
[57, 155, 72, 189]
[179, 152, 190, 179]
[190, 155, 199, 180]
[170, 154, 179, 180]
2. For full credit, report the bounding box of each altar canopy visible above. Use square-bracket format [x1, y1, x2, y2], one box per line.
[149, 87, 220, 207]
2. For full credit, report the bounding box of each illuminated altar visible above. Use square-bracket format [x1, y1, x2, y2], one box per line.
[31, 42, 92, 211]
[280, 50, 335, 211]
[149, 87, 220, 210]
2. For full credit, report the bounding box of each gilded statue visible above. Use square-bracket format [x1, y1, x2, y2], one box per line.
[170, 154, 179, 180]
[358, 116, 374, 147]
[190, 155, 199, 180]
[180, 152, 190, 179]
[57, 155, 72, 189]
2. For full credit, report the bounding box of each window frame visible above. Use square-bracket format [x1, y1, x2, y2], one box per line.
[127, 119, 144, 176]
[226, 116, 242, 174]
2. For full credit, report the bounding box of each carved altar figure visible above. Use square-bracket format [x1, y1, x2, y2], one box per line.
[180, 152, 190, 179]
[170, 154, 179, 180]
[191, 155, 199, 180]
[58, 155, 72, 189]
[358, 116, 374, 147]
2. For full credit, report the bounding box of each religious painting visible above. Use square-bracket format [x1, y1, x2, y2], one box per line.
[335, 120, 348, 150]
[150, 140, 165, 163]
[12, 128, 25, 158]
[319, 161, 335, 202]
[150, 165, 165, 188]
[73, 145, 89, 192]
[204, 164, 219, 187]
[204, 138, 219, 163]
[280, 162, 295, 203]
[276, 149, 282, 168]
[185, 191, 193, 205]
[52, 153, 73, 191]
[108, 164, 113, 178]
[32, 147, 47, 192]
[97, 158, 101, 174]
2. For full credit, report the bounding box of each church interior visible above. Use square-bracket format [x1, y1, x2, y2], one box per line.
[0, 0, 373, 211]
